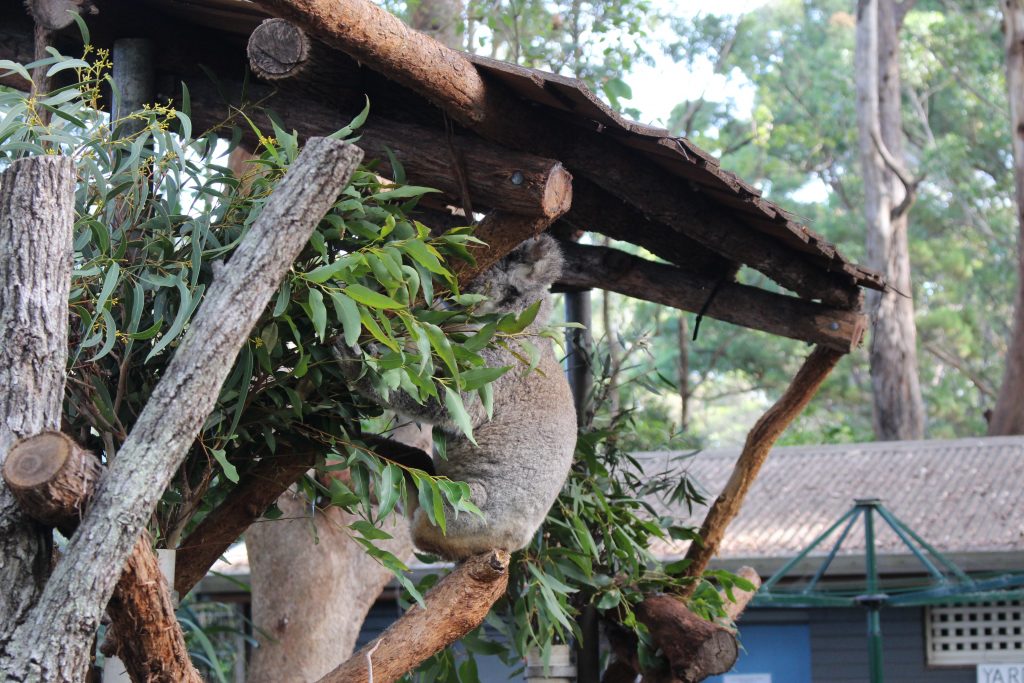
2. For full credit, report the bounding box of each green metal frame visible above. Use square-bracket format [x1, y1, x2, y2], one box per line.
[751, 498, 1024, 683]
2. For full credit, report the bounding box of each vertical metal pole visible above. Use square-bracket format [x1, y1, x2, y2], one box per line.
[565, 290, 593, 427]
[565, 289, 596, 682]
[863, 501, 884, 683]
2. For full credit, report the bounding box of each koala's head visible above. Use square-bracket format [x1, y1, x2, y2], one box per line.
[467, 234, 563, 316]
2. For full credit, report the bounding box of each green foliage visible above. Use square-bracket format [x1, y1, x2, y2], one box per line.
[398, 353, 745, 682]
[0, 45, 504, 599]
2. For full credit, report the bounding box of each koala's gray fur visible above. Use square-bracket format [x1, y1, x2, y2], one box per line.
[335, 234, 577, 561]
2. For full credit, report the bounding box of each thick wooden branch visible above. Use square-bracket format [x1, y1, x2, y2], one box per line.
[603, 569, 760, 683]
[246, 0, 863, 308]
[0, 155, 75, 650]
[3, 433, 101, 530]
[717, 566, 762, 630]
[245, 20, 573, 218]
[680, 346, 842, 597]
[637, 596, 738, 683]
[3, 432, 201, 683]
[319, 550, 510, 683]
[558, 242, 866, 352]
[173, 448, 317, 597]
[561, 176, 731, 279]
[0, 138, 363, 681]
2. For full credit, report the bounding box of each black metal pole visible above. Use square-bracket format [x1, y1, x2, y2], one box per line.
[565, 289, 598, 681]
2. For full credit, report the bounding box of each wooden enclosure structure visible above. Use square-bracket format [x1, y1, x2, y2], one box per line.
[0, 1, 885, 682]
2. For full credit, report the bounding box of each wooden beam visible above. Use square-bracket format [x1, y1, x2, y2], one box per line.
[178, 74, 573, 219]
[318, 550, 510, 683]
[679, 346, 843, 598]
[558, 242, 866, 353]
[246, 0, 864, 308]
[561, 175, 732, 279]
[2, 432, 203, 683]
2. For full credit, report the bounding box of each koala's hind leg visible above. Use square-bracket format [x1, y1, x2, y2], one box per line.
[410, 480, 498, 561]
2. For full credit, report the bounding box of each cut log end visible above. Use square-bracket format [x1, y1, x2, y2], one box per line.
[4, 431, 74, 488]
[3, 431, 102, 528]
[248, 17, 312, 80]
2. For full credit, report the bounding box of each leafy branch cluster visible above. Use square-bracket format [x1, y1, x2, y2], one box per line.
[0, 41, 511, 597]
[408, 357, 742, 681]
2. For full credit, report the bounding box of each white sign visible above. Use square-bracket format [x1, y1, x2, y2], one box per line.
[723, 675, 771, 683]
[978, 664, 1024, 683]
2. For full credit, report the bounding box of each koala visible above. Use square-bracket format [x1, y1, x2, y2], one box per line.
[335, 234, 577, 561]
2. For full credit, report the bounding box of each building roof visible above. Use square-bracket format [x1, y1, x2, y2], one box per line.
[0, 0, 880, 351]
[641, 436, 1024, 575]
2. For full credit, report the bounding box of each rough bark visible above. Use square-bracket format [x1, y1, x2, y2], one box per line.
[680, 346, 842, 597]
[855, 0, 925, 440]
[3, 433, 101, 530]
[636, 596, 738, 682]
[319, 550, 511, 683]
[4, 432, 203, 683]
[558, 241, 867, 352]
[0, 138, 363, 682]
[990, 0, 1024, 435]
[246, 490, 414, 683]
[602, 568, 759, 683]
[0, 155, 75, 654]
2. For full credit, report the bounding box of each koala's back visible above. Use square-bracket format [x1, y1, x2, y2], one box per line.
[412, 336, 576, 560]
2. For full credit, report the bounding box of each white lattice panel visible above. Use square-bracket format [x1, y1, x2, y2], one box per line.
[927, 602, 1024, 666]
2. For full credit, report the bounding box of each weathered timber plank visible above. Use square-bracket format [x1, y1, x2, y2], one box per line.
[557, 242, 866, 353]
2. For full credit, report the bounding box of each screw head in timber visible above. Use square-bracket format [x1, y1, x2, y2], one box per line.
[510, 171, 525, 186]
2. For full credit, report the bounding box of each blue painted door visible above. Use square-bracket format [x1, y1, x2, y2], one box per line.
[706, 623, 812, 683]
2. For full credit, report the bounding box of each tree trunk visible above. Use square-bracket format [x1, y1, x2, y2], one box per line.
[244, 422, 426, 683]
[0, 139, 362, 682]
[246, 489, 414, 683]
[410, 0, 464, 50]
[0, 156, 75, 652]
[990, 1, 1024, 435]
[855, 0, 925, 440]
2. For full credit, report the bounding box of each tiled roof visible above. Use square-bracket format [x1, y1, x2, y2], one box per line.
[639, 436, 1024, 568]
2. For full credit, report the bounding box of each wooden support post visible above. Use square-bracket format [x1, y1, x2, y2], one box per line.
[111, 38, 156, 126]
[0, 155, 75, 647]
[245, 0, 865, 308]
[245, 19, 572, 219]
[558, 242, 867, 352]
[3, 432, 203, 683]
[0, 138, 364, 681]
[680, 346, 843, 597]
[318, 550, 511, 683]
